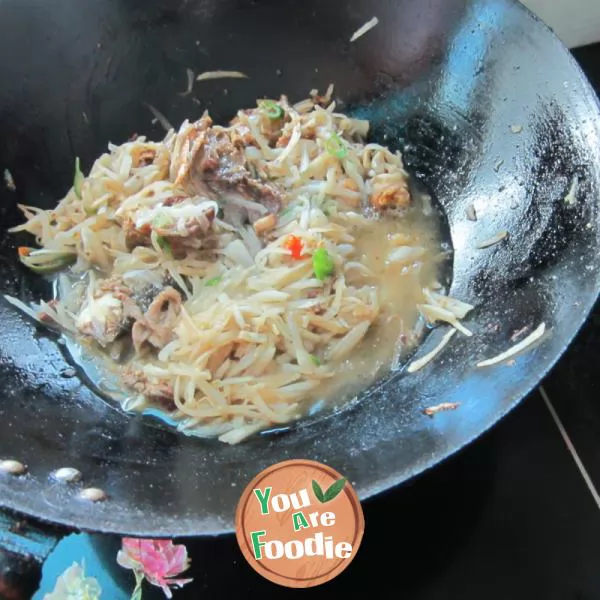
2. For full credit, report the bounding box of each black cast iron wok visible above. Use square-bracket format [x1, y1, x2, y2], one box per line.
[0, 0, 598, 537]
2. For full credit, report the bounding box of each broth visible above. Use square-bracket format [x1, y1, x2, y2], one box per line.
[306, 190, 448, 415]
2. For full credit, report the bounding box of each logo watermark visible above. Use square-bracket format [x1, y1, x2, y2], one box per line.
[235, 459, 364, 587]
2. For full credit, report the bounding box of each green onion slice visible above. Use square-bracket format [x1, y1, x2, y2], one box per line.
[259, 100, 284, 120]
[73, 157, 84, 199]
[18, 248, 76, 274]
[205, 276, 222, 287]
[156, 235, 172, 255]
[325, 133, 348, 159]
[312, 248, 334, 281]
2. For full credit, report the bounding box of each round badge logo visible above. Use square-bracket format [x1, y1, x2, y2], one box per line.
[235, 459, 364, 588]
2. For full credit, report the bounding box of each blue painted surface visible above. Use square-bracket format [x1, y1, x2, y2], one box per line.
[33, 534, 128, 599]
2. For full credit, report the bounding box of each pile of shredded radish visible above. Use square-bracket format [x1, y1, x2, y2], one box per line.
[10, 85, 534, 443]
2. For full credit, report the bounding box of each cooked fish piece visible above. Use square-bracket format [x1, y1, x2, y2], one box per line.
[75, 277, 148, 346]
[169, 117, 284, 217]
[76, 292, 126, 346]
[124, 196, 217, 251]
[131, 286, 182, 353]
[369, 172, 411, 210]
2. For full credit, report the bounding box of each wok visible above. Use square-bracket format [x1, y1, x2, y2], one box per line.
[0, 0, 599, 537]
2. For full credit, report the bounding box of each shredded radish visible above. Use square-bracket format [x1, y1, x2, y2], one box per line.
[419, 304, 473, 337]
[407, 328, 456, 373]
[564, 175, 579, 206]
[350, 17, 379, 42]
[223, 196, 269, 215]
[477, 230, 508, 249]
[4, 169, 15, 191]
[9, 84, 473, 445]
[196, 70, 248, 81]
[477, 322, 546, 367]
[178, 68, 195, 97]
[3, 294, 43, 324]
[145, 103, 173, 131]
[275, 122, 302, 165]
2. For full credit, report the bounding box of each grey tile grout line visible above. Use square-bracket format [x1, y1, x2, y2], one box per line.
[540, 385, 600, 511]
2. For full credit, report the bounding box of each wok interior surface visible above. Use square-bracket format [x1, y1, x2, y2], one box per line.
[0, 0, 599, 536]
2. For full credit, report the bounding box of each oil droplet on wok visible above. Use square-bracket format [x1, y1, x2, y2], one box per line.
[53, 467, 82, 483]
[0, 460, 27, 475]
[79, 487, 107, 502]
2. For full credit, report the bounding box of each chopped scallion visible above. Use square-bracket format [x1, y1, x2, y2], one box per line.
[310, 354, 322, 366]
[312, 247, 334, 281]
[156, 235, 172, 255]
[73, 157, 84, 199]
[18, 247, 76, 274]
[325, 133, 347, 159]
[258, 100, 284, 120]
